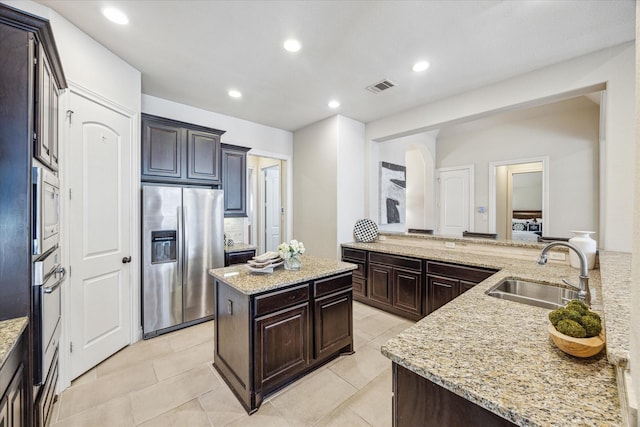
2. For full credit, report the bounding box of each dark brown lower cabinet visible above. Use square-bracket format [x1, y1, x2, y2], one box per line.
[366, 253, 424, 320]
[254, 303, 309, 392]
[224, 249, 256, 266]
[427, 261, 497, 313]
[214, 272, 353, 414]
[0, 329, 27, 427]
[393, 363, 515, 427]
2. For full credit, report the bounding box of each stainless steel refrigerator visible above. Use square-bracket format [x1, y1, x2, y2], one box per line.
[142, 185, 224, 338]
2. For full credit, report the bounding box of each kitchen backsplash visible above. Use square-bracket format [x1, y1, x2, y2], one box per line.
[224, 217, 245, 245]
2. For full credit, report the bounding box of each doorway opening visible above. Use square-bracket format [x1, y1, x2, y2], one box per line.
[248, 155, 284, 254]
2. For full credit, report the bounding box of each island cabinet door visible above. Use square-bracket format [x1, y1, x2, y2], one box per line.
[313, 290, 353, 361]
[254, 303, 310, 393]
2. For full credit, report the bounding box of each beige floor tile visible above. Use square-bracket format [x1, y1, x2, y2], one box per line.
[225, 402, 292, 427]
[329, 344, 391, 389]
[130, 364, 216, 424]
[167, 320, 215, 352]
[137, 398, 212, 427]
[353, 330, 374, 350]
[70, 367, 97, 387]
[198, 379, 247, 427]
[96, 335, 174, 378]
[57, 363, 157, 420]
[353, 302, 381, 321]
[345, 369, 393, 427]
[153, 340, 214, 381]
[356, 312, 407, 342]
[51, 395, 134, 427]
[269, 369, 358, 427]
[313, 404, 372, 427]
[368, 321, 415, 349]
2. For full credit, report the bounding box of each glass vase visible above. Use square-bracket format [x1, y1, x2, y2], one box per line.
[284, 254, 302, 271]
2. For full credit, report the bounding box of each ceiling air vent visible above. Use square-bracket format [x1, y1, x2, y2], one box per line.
[366, 79, 397, 94]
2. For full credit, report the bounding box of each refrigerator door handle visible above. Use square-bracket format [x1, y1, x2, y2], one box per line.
[182, 206, 188, 286]
[177, 206, 183, 295]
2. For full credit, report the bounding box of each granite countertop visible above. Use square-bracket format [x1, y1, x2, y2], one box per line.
[224, 243, 257, 254]
[343, 241, 624, 426]
[0, 317, 28, 370]
[209, 254, 357, 295]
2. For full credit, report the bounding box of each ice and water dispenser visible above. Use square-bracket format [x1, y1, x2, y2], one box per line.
[151, 230, 177, 263]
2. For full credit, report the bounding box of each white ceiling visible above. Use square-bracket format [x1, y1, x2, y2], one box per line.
[37, 0, 635, 132]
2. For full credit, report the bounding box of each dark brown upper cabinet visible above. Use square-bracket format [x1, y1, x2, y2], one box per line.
[221, 144, 250, 217]
[141, 114, 224, 185]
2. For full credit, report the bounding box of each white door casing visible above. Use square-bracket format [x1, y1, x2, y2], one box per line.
[438, 166, 474, 236]
[263, 165, 281, 252]
[67, 88, 134, 380]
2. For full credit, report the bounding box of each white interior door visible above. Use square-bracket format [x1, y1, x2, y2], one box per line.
[438, 167, 473, 236]
[68, 91, 132, 379]
[263, 165, 280, 252]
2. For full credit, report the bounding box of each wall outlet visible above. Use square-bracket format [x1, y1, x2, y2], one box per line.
[444, 241, 456, 249]
[549, 252, 566, 261]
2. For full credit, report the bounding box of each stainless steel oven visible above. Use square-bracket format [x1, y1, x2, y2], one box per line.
[32, 246, 64, 386]
[32, 245, 64, 427]
[32, 164, 60, 259]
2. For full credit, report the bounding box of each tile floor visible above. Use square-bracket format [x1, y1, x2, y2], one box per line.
[49, 302, 414, 427]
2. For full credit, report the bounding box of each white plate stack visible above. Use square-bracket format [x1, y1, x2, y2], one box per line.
[246, 251, 283, 274]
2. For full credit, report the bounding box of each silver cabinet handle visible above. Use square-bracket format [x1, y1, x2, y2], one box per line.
[43, 266, 65, 293]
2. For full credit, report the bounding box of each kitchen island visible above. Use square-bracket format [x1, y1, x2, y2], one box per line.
[343, 239, 624, 426]
[208, 255, 357, 414]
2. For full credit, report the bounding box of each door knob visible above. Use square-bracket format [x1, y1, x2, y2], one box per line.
[122, 256, 132, 264]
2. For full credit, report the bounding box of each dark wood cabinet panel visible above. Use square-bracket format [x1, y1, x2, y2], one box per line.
[351, 276, 367, 298]
[428, 275, 458, 313]
[142, 119, 184, 178]
[141, 114, 225, 185]
[254, 303, 309, 393]
[368, 263, 393, 305]
[221, 145, 250, 217]
[393, 268, 422, 316]
[225, 249, 256, 266]
[214, 271, 353, 414]
[187, 129, 220, 181]
[314, 291, 352, 361]
[341, 248, 367, 299]
[427, 261, 495, 284]
[459, 280, 476, 295]
[0, 328, 27, 427]
[394, 363, 515, 427]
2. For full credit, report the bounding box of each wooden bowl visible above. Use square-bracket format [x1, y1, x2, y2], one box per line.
[548, 324, 605, 358]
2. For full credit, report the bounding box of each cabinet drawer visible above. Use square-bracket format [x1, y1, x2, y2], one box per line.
[254, 284, 309, 316]
[342, 248, 366, 261]
[427, 261, 495, 283]
[352, 276, 367, 297]
[369, 252, 422, 271]
[314, 273, 352, 298]
[346, 260, 366, 278]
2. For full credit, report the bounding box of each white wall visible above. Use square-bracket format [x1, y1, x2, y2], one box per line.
[142, 95, 292, 156]
[365, 42, 635, 252]
[293, 116, 339, 258]
[336, 116, 365, 253]
[436, 101, 599, 238]
[293, 115, 365, 259]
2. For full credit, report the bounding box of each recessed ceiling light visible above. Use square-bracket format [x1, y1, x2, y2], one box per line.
[328, 100, 340, 109]
[102, 7, 129, 25]
[412, 61, 430, 72]
[228, 89, 242, 98]
[283, 39, 302, 53]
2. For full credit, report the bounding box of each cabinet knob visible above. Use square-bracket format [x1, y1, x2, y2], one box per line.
[122, 256, 132, 264]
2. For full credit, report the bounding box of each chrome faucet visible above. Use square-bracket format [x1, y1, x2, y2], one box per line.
[537, 241, 591, 306]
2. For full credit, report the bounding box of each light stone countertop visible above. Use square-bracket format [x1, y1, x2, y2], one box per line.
[343, 241, 624, 426]
[209, 254, 356, 295]
[224, 243, 257, 254]
[0, 317, 28, 370]
[598, 251, 631, 368]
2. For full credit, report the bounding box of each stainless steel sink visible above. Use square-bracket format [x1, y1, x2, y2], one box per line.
[486, 278, 578, 309]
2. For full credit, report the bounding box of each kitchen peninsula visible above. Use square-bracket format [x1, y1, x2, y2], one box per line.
[208, 255, 357, 414]
[343, 235, 627, 426]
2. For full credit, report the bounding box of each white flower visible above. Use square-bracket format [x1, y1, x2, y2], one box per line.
[277, 239, 306, 259]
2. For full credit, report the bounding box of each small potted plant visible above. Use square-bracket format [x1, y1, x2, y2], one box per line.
[278, 240, 306, 270]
